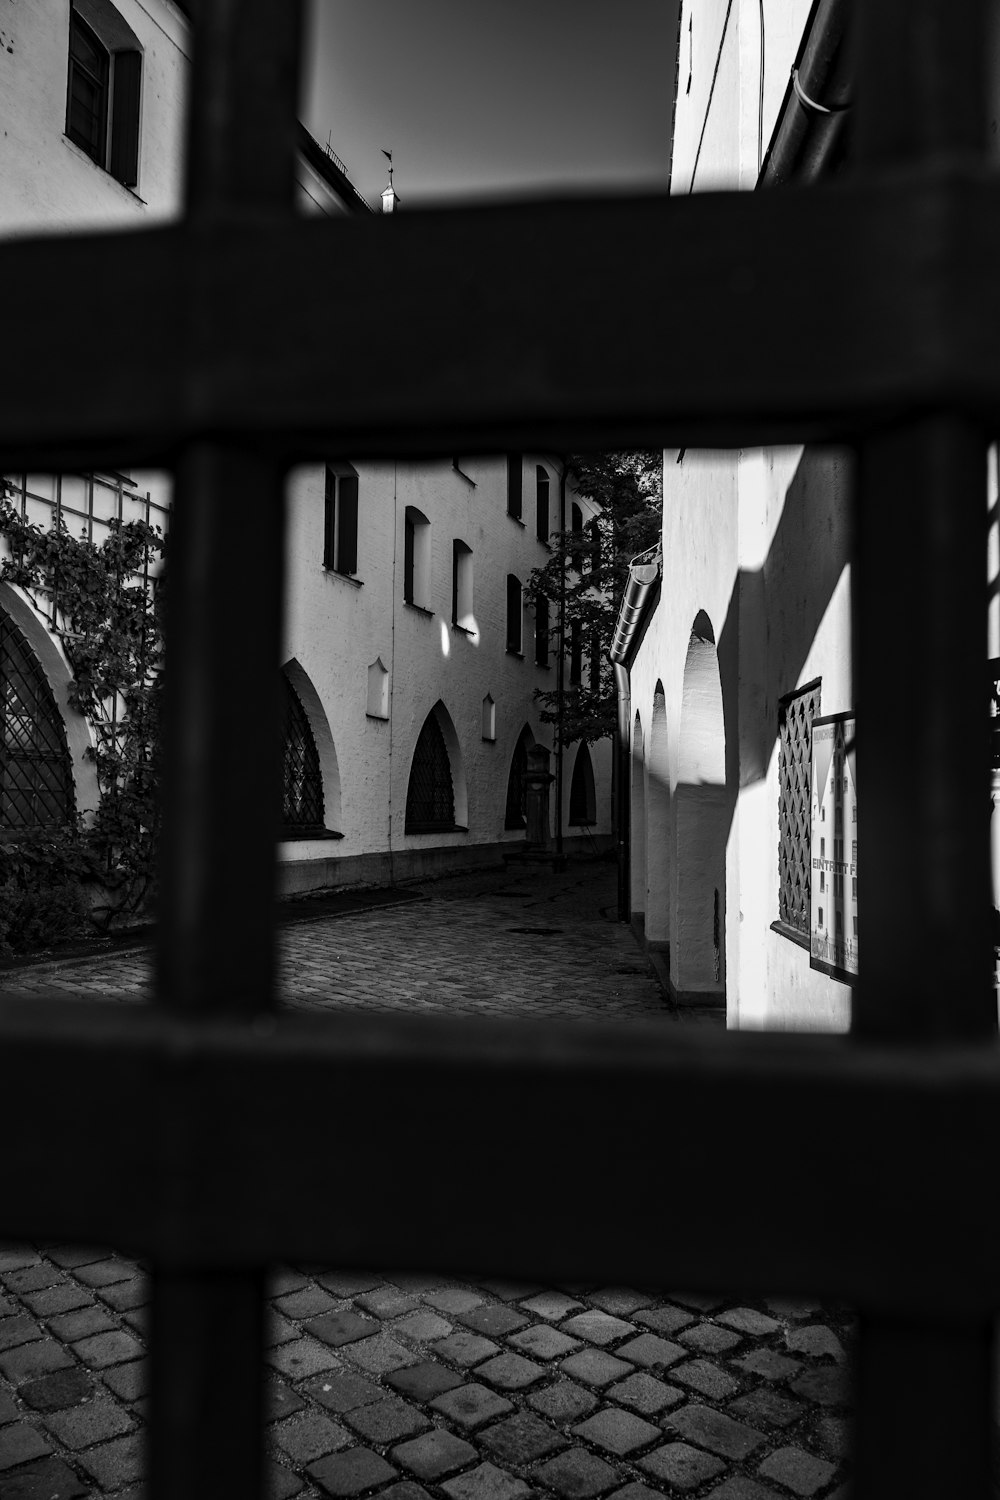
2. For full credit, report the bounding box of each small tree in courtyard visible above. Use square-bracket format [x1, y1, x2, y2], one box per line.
[525, 452, 661, 748]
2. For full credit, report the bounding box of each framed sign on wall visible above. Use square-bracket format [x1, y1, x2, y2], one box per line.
[810, 711, 857, 984]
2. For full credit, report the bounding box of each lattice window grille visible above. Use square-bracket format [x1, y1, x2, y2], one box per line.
[281, 676, 324, 832]
[778, 680, 821, 934]
[406, 713, 455, 833]
[505, 735, 528, 829]
[0, 610, 74, 831]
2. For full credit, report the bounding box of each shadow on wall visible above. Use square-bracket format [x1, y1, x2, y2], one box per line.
[662, 447, 852, 993]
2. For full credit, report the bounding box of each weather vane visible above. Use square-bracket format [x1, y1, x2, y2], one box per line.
[382, 148, 393, 189]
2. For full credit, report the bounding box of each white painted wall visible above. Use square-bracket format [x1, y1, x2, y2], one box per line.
[630, 0, 854, 1028]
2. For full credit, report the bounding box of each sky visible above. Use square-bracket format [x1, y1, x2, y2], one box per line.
[301, 1, 681, 210]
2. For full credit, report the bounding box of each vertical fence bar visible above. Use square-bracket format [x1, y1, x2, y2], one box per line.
[852, 1, 995, 1495]
[150, 3, 304, 1498]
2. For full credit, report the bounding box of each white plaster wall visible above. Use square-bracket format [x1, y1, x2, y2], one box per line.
[0, 0, 189, 237]
[630, 0, 854, 1027]
[281, 455, 613, 876]
[3, 3, 614, 886]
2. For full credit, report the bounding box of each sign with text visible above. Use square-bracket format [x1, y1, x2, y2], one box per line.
[810, 711, 857, 984]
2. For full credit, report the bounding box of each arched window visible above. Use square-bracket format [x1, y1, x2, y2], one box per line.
[505, 728, 532, 830]
[66, 1, 142, 187]
[569, 742, 597, 826]
[281, 674, 324, 833]
[0, 610, 74, 831]
[404, 506, 431, 609]
[405, 713, 455, 833]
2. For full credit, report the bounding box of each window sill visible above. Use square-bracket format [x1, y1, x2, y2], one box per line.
[366, 712, 389, 722]
[404, 601, 435, 618]
[506, 648, 524, 660]
[535, 659, 551, 671]
[507, 515, 526, 528]
[324, 568, 363, 588]
[61, 134, 146, 205]
[770, 919, 810, 951]
[281, 828, 344, 842]
[405, 824, 469, 836]
[451, 622, 476, 637]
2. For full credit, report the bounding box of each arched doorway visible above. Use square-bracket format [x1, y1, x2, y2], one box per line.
[569, 742, 596, 826]
[630, 713, 646, 919]
[406, 701, 468, 833]
[673, 611, 727, 997]
[646, 682, 671, 946]
[505, 725, 533, 830]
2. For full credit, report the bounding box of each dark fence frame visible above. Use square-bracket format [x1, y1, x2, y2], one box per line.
[1, 1, 997, 1496]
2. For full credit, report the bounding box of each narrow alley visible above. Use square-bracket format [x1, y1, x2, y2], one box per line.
[0, 861, 851, 1500]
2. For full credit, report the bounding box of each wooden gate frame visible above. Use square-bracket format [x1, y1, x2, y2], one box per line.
[2, 2, 998, 1496]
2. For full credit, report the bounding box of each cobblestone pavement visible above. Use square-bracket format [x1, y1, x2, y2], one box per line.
[0, 860, 852, 1499]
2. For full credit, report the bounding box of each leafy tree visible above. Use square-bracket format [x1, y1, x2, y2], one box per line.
[525, 452, 661, 747]
[0, 488, 166, 929]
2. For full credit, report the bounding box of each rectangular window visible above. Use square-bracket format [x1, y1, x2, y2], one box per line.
[66, 7, 142, 188]
[777, 679, 821, 936]
[404, 513, 415, 604]
[324, 468, 359, 576]
[506, 454, 522, 521]
[589, 631, 601, 691]
[506, 574, 522, 653]
[535, 466, 549, 542]
[535, 594, 549, 667]
[452, 541, 472, 628]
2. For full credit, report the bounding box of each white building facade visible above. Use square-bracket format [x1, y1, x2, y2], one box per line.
[0, 0, 610, 894]
[623, 0, 854, 1029]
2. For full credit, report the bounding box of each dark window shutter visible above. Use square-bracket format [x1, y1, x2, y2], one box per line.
[337, 475, 358, 574]
[506, 575, 521, 652]
[404, 515, 415, 602]
[110, 49, 141, 187]
[507, 454, 522, 520]
[323, 468, 336, 569]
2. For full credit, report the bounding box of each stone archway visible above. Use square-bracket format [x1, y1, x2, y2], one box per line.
[646, 683, 671, 947]
[673, 611, 727, 998]
[630, 713, 646, 918]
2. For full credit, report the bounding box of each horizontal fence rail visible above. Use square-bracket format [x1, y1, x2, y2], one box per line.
[2, 995, 1000, 1314]
[2, 166, 1000, 468]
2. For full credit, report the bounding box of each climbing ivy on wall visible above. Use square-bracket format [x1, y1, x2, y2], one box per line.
[0, 484, 166, 937]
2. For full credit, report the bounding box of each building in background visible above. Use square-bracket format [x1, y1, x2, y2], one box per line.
[0, 0, 610, 898]
[615, 0, 854, 1028]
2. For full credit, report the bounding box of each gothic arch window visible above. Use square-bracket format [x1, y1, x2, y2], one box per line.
[569, 741, 597, 826]
[505, 727, 533, 830]
[0, 609, 75, 831]
[405, 712, 455, 833]
[281, 673, 324, 833]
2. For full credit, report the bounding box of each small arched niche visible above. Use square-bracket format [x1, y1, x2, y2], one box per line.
[366, 657, 389, 720]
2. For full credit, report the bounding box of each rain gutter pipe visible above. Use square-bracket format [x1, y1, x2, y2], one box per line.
[609, 547, 662, 923]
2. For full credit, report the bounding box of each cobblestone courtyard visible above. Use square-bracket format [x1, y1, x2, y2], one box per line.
[0, 861, 852, 1500]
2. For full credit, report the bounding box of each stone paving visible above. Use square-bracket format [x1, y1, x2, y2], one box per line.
[0, 859, 852, 1499]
